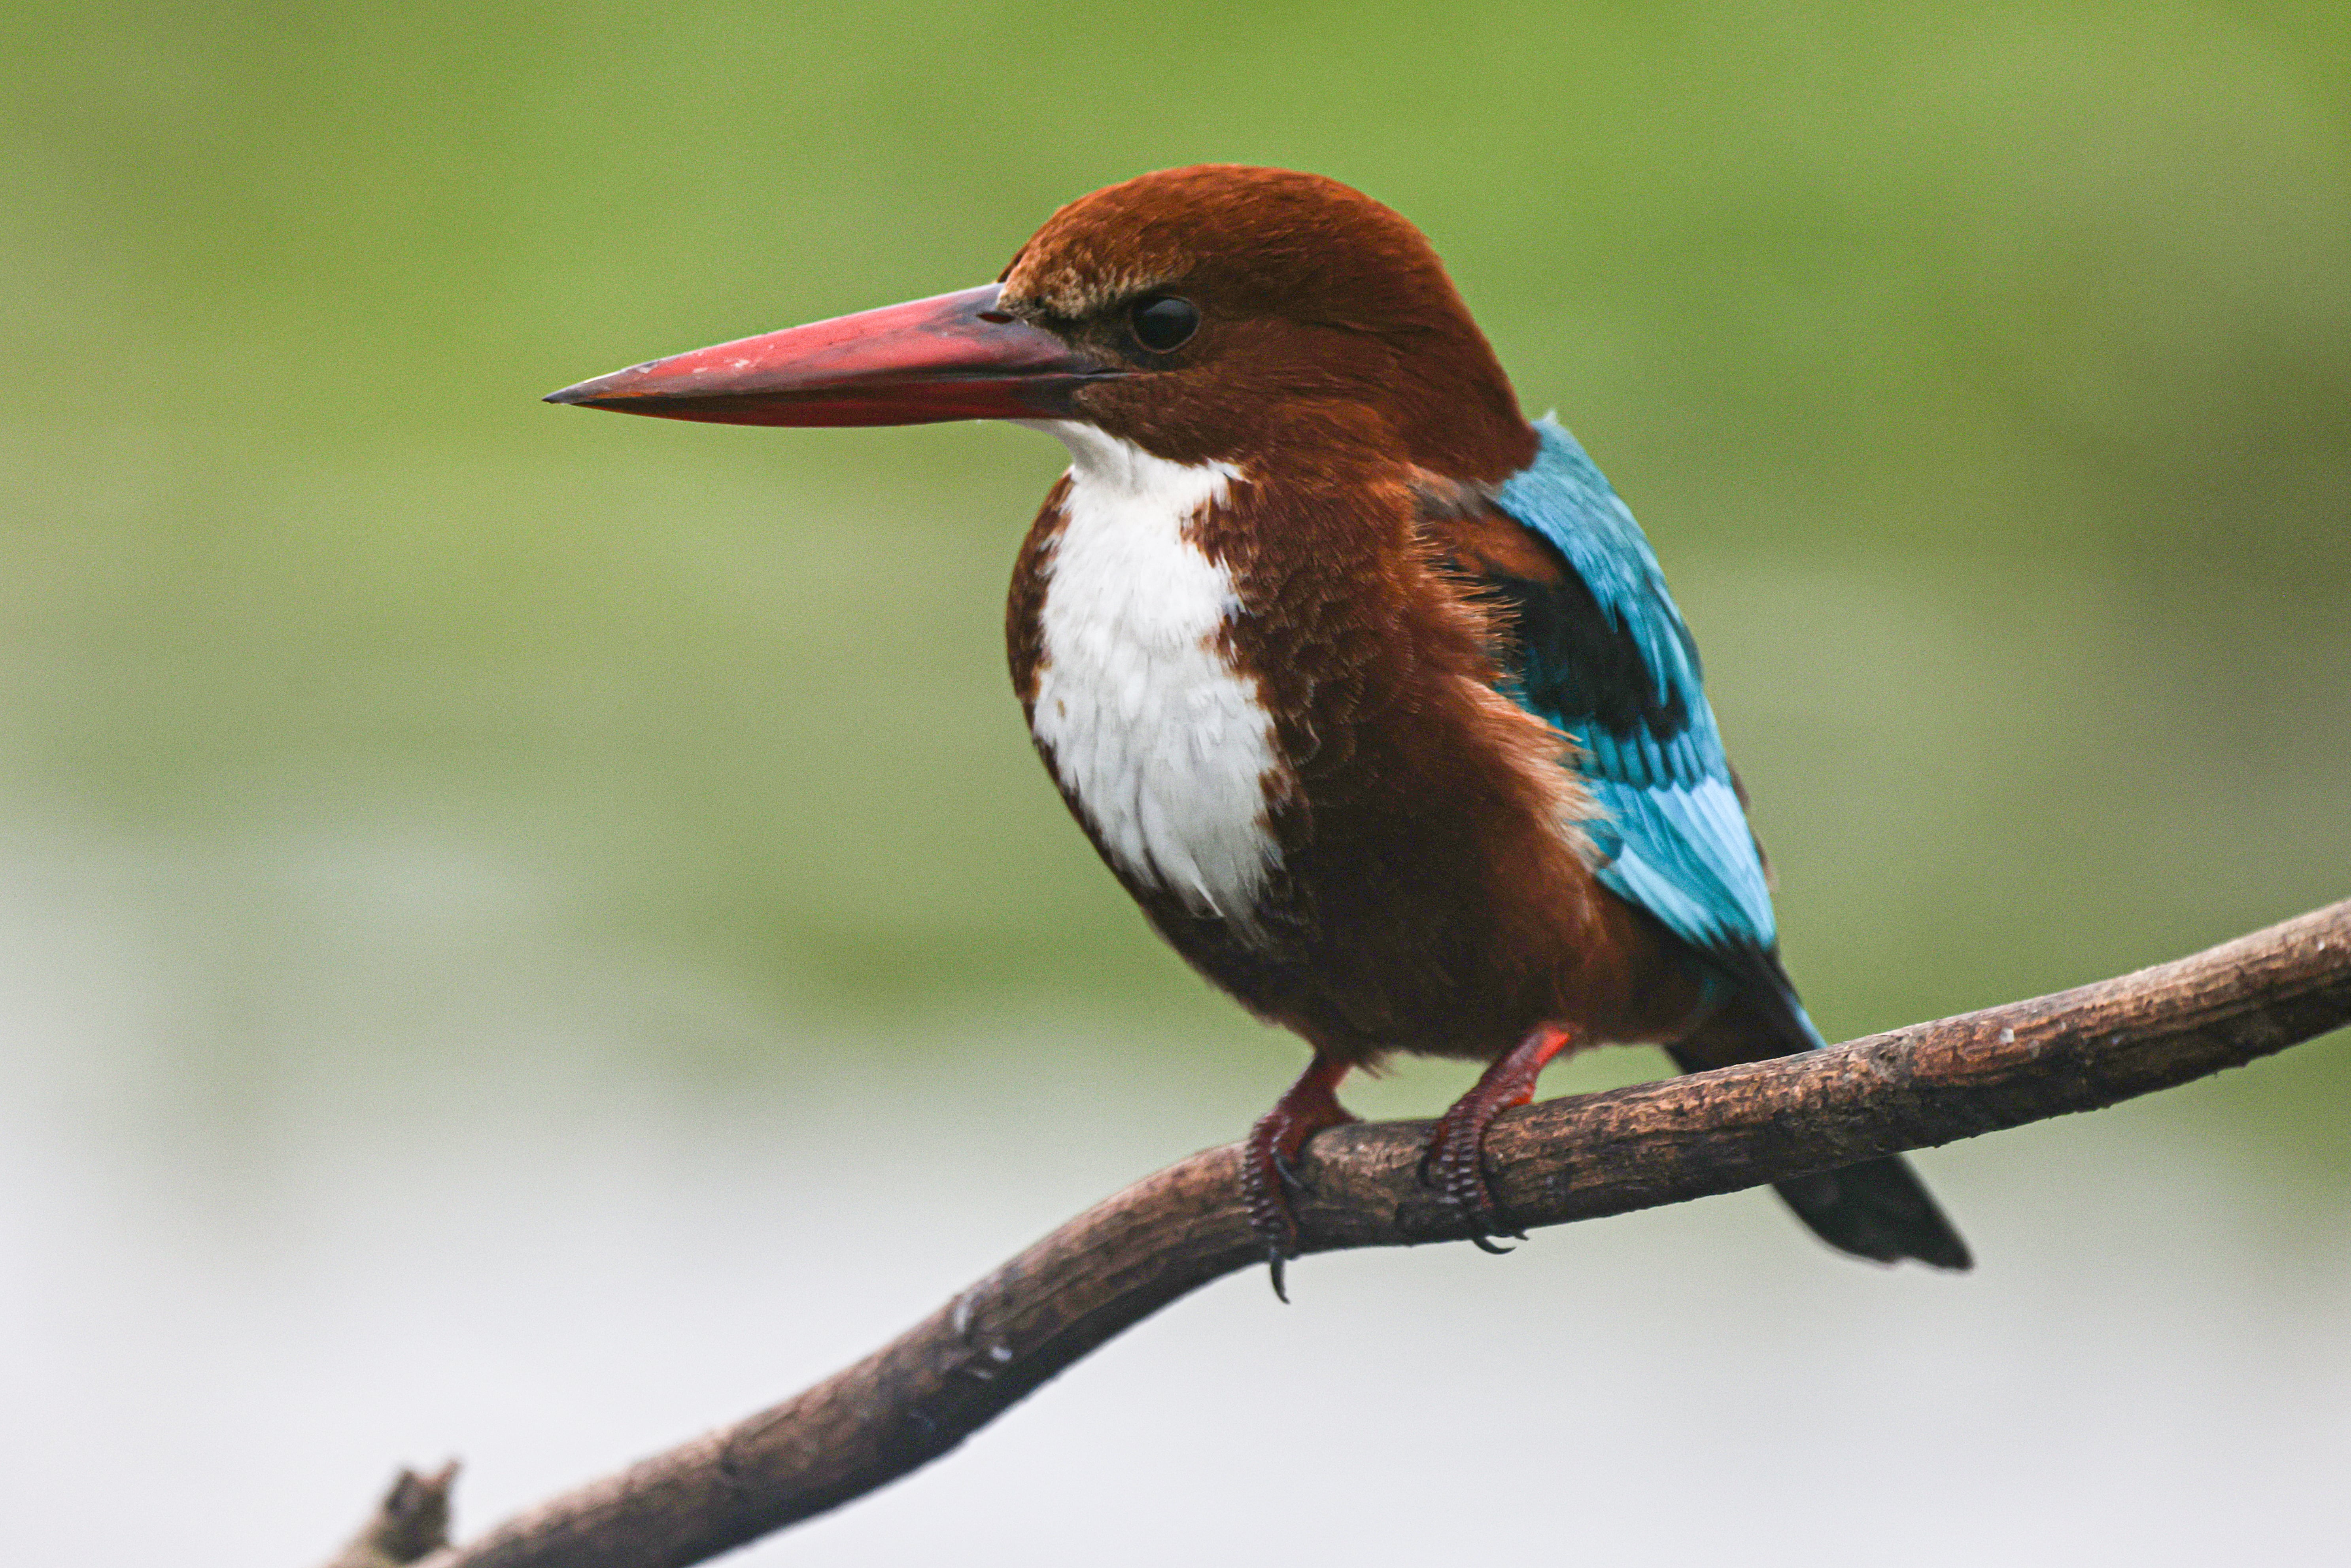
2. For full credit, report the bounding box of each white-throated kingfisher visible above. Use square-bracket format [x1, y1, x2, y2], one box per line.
[548, 166, 1970, 1295]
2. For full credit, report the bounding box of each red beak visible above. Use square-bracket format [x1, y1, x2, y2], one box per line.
[543, 284, 1114, 427]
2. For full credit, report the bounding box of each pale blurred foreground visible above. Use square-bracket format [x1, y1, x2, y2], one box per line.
[1, 816, 2345, 1566]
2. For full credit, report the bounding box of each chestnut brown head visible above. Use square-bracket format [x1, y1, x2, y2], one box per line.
[548, 164, 1533, 481]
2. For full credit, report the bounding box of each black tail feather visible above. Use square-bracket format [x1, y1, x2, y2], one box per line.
[1770, 1155, 1973, 1270]
[1668, 954, 1974, 1271]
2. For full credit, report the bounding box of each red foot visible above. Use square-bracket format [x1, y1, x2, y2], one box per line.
[1419, 1024, 1578, 1247]
[1242, 1054, 1357, 1301]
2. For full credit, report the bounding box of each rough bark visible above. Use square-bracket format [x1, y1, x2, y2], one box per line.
[321, 899, 2347, 1568]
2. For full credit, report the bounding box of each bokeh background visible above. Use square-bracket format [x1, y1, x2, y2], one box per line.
[4, 2, 2347, 1563]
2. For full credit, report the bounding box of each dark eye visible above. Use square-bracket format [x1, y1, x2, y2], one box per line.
[1128, 295, 1199, 353]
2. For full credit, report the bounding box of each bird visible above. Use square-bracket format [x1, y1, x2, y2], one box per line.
[547, 164, 1971, 1296]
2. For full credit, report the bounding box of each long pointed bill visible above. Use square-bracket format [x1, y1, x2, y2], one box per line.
[543, 283, 1113, 427]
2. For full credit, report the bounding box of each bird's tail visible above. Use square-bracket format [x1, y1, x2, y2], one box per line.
[1668, 965, 1972, 1271]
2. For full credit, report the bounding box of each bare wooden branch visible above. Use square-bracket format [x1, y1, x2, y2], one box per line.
[323, 1464, 457, 1568]
[359, 899, 2349, 1568]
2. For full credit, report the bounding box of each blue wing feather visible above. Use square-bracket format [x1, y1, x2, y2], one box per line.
[1489, 418, 1782, 969]
[1483, 430, 1971, 1264]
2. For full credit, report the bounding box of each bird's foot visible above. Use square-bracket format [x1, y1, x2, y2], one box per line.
[1418, 1096, 1523, 1249]
[1417, 1024, 1577, 1252]
[1241, 1055, 1358, 1303]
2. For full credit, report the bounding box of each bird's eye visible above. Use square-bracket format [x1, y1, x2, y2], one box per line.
[1128, 295, 1199, 353]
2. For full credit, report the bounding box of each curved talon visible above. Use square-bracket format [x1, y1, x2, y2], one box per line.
[1469, 1234, 1514, 1255]
[1241, 1053, 1358, 1299]
[1271, 1146, 1314, 1198]
[1418, 1023, 1580, 1254]
[1485, 1161, 1531, 1239]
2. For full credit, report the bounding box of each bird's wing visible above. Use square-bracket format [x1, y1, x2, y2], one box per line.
[1462, 427, 1965, 1265]
[1470, 418, 1786, 981]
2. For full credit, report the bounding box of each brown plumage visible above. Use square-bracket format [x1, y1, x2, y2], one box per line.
[1007, 445, 1702, 1071]
[1002, 166, 1537, 482]
[548, 162, 1972, 1292]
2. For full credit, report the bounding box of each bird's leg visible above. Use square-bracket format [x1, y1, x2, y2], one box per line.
[1419, 1024, 1578, 1251]
[1242, 1053, 1358, 1302]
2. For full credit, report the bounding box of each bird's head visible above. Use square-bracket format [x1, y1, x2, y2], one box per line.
[548, 166, 1536, 482]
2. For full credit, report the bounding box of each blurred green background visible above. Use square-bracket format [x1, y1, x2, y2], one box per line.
[2, 3, 2346, 1564]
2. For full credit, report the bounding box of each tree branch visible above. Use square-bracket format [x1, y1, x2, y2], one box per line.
[323, 1464, 457, 1568]
[334, 899, 2349, 1568]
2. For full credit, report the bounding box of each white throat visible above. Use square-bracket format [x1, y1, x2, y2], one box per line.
[1021, 422, 1283, 924]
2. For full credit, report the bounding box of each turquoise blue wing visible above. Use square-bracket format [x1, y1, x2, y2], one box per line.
[1485, 430, 1973, 1266]
[1486, 418, 1782, 970]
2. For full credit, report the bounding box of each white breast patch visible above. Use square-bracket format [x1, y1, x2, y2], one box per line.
[1022, 421, 1284, 924]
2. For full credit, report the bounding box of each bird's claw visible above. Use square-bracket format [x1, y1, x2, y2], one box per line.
[1420, 1107, 1527, 1253]
[1416, 1024, 1575, 1256]
[1271, 1146, 1315, 1199]
[1242, 1119, 1310, 1303]
[1264, 1246, 1291, 1304]
[1240, 1061, 1359, 1303]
